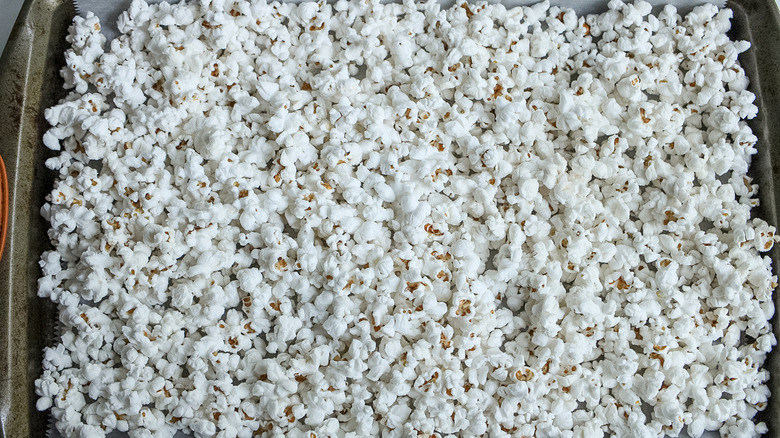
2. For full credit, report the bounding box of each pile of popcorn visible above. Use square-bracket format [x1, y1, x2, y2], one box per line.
[35, 0, 778, 436]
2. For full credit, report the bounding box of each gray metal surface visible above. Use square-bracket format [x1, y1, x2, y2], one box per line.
[0, 0, 25, 59]
[0, 1, 71, 436]
[0, 0, 778, 436]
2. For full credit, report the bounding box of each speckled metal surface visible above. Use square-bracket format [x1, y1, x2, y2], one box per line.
[0, 0, 778, 437]
[728, 0, 780, 434]
[0, 0, 70, 436]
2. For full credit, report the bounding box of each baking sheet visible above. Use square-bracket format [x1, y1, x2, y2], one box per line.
[0, 0, 779, 436]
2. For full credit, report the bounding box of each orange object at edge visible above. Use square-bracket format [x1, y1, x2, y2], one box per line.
[0, 155, 7, 263]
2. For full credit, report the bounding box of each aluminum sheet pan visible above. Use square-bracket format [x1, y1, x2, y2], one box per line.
[0, 0, 779, 437]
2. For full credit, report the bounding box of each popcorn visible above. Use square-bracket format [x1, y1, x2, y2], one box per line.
[36, 0, 777, 437]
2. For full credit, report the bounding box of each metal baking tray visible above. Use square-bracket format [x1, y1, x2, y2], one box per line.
[0, 0, 779, 436]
